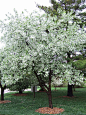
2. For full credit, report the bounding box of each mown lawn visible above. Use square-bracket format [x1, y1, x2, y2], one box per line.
[0, 87, 86, 115]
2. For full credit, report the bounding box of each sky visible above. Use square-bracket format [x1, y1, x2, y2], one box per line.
[0, 0, 51, 49]
[0, 0, 51, 20]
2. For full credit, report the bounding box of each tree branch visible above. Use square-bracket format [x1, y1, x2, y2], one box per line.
[34, 70, 48, 93]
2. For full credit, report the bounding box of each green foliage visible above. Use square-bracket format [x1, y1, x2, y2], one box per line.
[37, 0, 86, 27]
[66, 57, 72, 62]
[72, 55, 84, 60]
[72, 59, 86, 70]
[7, 77, 30, 93]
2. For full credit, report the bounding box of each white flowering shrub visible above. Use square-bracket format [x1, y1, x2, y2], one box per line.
[51, 77, 63, 87]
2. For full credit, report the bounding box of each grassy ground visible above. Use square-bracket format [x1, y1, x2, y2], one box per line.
[0, 87, 86, 115]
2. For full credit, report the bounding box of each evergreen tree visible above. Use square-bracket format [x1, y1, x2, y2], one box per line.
[37, 0, 86, 27]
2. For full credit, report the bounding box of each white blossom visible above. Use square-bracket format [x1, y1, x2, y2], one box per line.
[0, 9, 86, 86]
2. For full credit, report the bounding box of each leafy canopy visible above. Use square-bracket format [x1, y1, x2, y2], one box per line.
[0, 9, 86, 86]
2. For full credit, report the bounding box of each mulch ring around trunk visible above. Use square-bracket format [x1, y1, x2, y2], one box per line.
[0, 100, 11, 104]
[62, 96, 75, 98]
[12, 93, 28, 96]
[53, 96, 75, 99]
[35, 107, 64, 114]
[37, 91, 46, 92]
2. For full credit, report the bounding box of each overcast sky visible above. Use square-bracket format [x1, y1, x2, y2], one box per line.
[0, 0, 51, 49]
[0, 0, 51, 20]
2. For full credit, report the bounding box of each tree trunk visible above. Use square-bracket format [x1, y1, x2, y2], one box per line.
[67, 52, 74, 97]
[67, 83, 73, 97]
[34, 69, 53, 108]
[1, 86, 4, 101]
[47, 91, 53, 109]
[19, 90, 23, 94]
[47, 68, 53, 109]
[33, 86, 35, 98]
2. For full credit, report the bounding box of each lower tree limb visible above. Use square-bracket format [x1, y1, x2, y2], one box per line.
[39, 87, 45, 91]
[34, 69, 53, 108]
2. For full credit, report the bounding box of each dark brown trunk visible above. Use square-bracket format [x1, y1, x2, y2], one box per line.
[47, 90, 53, 109]
[33, 86, 35, 98]
[1, 86, 5, 101]
[19, 90, 23, 94]
[67, 83, 73, 97]
[47, 69, 53, 109]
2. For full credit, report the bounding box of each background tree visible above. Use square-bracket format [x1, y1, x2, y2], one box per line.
[8, 77, 30, 94]
[0, 9, 86, 109]
[37, 0, 86, 27]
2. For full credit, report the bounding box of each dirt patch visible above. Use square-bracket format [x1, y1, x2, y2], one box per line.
[12, 93, 28, 96]
[35, 107, 64, 114]
[0, 100, 11, 104]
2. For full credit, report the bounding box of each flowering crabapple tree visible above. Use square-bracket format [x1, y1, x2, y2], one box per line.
[0, 9, 86, 108]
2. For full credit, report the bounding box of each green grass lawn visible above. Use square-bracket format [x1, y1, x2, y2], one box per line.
[0, 87, 86, 115]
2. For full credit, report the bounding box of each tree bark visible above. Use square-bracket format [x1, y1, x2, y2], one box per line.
[33, 86, 35, 98]
[47, 90, 53, 109]
[1, 85, 6, 101]
[19, 90, 23, 94]
[47, 69, 53, 109]
[67, 83, 73, 97]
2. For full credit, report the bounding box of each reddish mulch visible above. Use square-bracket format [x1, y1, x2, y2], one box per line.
[35, 107, 64, 114]
[37, 91, 46, 92]
[0, 100, 11, 104]
[53, 96, 75, 99]
[12, 93, 28, 96]
[62, 96, 75, 98]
